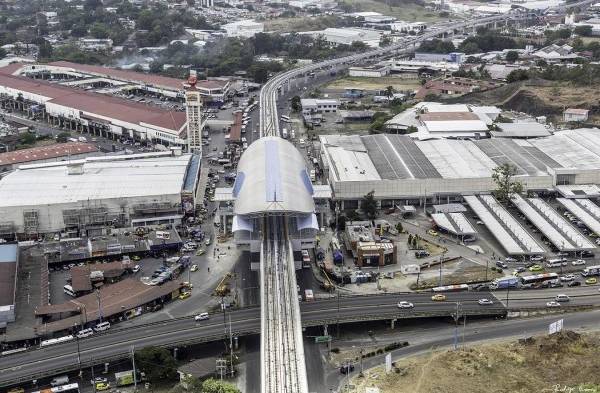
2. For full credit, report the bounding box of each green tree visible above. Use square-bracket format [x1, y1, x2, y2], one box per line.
[291, 95, 302, 112]
[506, 69, 529, 83]
[201, 378, 240, 393]
[361, 190, 378, 220]
[385, 85, 394, 99]
[505, 50, 519, 63]
[56, 132, 71, 143]
[492, 163, 523, 203]
[70, 24, 87, 37]
[396, 222, 403, 233]
[574, 25, 593, 37]
[149, 60, 163, 74]
[90, 23, 110, 39]
[134, 347, 177, 383]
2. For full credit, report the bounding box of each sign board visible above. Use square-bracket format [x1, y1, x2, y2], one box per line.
[549, 319, 563, 335]
[385, 353, 392, 373]
[156, 231, 170, 240]
[314, 335, 331, 343]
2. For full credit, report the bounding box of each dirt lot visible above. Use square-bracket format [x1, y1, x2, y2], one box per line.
[448, 79, 600, 125]
[349, 331, 600, 393]
[325, 77, 423, 92]
[413, 260, 502, 289]
[342, 0, 444, 22]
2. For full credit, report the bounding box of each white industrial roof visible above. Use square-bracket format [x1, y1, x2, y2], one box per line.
[0, 154, 192, 207]
[416, 103, 470, 113]
[557, 198, 600, 237]
[326, 146, 381, 182]
[492, 123, 552, 138]
[416, 139, 497, 179]
[555, 184, 600, 198]
[233, 137, 315, 215]
[422, 119, 489, 133]
[530, 129, 600, 169]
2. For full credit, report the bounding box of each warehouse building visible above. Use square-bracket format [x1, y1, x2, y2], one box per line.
[0, 243, 18, 328]
[0, 68, 188, 146]
[0, 142, 99, 172]
[0, 151, 201, 237]
[318, 129, 600, 209]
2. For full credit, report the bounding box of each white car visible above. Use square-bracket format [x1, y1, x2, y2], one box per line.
[546, 301, 561, 308]
[195, 312, 210, 321]
[572, 259, 586, 266]
[560, 274, 575, 282]
[132, 265, 140, 273]
[478, 298, 493, 306]
[505, 257, 518, 263]
[530, 255, 544, 262]
[397, 301, 414, 309]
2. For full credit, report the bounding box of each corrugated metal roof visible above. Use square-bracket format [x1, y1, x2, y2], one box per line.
[0, 142, 98, 166]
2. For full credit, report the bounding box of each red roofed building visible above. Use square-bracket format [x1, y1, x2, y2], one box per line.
[0, 142, 99, 172]
[44, 61, 231, 103]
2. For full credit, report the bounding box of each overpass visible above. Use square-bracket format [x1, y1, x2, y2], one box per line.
[0, 291, 511, 387]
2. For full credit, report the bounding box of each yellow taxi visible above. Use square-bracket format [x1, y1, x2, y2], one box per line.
[95, 382, 110, 391]
[431, 294, 446, 301]
[585, 277, 598, 285]
[427, 229, 438, 237]
[179, 291, 192, 300]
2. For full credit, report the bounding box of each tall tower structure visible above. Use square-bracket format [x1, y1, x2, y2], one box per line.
[184, 72, 203, 153]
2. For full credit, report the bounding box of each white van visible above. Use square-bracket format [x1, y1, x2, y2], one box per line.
[195, 312, 209, 321]
[93, 321, 111, 332]
[51, 376, 69, 387]
[63, 285, 76, 297]
[77, 328, 94, 338]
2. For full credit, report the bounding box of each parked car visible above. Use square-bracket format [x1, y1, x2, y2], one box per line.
[505, 257, 518, 263]
[426, 229, 438, 237]
[530, 255, 544, 262]
[572, 259, 586, 266]
[190, 264, 198, 272]
[179, 291, 192, 300]
[568, 281, 581, 287]
[132, 265, 140, 273]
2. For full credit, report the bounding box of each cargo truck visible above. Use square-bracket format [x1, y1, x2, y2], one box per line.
[490, 276, 519, 290]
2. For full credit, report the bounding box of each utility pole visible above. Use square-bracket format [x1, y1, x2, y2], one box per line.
[74, 325, 82, 377]
[453, 302, 460, 350]
[96, 290, 103, 322]
[336, 290, 340, 338]
[485, 259, 489, 282]
[131, 346, 138, 391]
[438, 255, 444, 287]
[506, 283, 510, 310]
[229, 315, 234, 377]
[91, 357, 96, 393]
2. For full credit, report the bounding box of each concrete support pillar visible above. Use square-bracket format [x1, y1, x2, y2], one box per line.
[391, 318, 397, 329]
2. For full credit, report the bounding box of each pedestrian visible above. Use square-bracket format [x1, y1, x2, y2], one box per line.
[208, 267, 210, 272]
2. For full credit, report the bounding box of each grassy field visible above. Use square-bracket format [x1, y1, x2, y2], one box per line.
[264, 15, 341, 32]
[348, 331, 600, 393]
[325, 76, 423, 92]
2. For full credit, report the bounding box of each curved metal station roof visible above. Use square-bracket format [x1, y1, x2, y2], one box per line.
[233, 136, 315, 215]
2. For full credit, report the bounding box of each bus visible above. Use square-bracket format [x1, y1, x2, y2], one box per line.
[520, 272, 559, 286]
[282, 128, 288, 139]
[40, 335, 74, 348]
[32, 383, 80, 393]
[431, 284, 469, 292]
[582, 265, 600, 276]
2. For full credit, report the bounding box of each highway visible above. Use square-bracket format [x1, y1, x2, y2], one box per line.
[4, 287, 600, 386]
